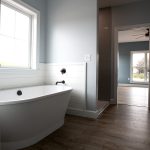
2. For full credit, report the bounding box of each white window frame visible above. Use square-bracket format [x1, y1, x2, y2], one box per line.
[0, 0, 40, 71]
[130, 50, 149, 84]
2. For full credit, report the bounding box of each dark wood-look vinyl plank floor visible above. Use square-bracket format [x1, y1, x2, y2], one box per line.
[22, 105, 150, 150]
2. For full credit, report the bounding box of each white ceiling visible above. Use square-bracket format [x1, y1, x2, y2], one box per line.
[99, 0, 144, 8]
[118, 27, 149, 43]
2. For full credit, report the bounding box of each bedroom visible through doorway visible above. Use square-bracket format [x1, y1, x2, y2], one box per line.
[117, 26, 149, 107]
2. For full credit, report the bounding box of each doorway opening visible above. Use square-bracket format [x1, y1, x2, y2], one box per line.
[117, 26, 149, 107]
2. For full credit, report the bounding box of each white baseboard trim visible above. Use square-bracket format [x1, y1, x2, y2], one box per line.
[67, 108, 99, 119]
[67, 104, 109, 119]
[118, 83, 149, 88]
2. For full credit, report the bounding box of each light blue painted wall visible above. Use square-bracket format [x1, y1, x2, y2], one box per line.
[21, 0, 47, 63]
[46, 0, 97, 111]
[118, 41, 149, 84]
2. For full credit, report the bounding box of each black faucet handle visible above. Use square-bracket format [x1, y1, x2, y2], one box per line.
[60, 68, 66, 74]
[62, 80, 65, 84]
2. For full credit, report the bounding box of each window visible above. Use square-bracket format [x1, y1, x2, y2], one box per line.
[131, 51, 149, 83]
[0, 0, 38, 69]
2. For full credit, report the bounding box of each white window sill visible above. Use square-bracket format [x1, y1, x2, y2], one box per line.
[0, 64, 41, 74]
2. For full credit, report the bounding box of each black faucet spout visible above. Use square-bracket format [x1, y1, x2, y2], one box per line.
[56, 80, 65, 85]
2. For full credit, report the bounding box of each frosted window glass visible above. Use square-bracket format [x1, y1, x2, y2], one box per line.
[0, 3, 31, 68]
[1, 5, 15, 37]
[15, 12, 30, 40]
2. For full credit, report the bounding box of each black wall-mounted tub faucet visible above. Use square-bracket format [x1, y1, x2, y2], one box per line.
[56, 80, 65, 85]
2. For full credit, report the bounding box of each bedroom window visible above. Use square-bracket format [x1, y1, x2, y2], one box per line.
[131, 51, 149, 83]
[0, 0, 38, 69]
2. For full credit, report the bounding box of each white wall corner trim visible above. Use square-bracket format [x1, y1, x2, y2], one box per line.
[67, 107, 100, 119]
[67, 102, 109, 119]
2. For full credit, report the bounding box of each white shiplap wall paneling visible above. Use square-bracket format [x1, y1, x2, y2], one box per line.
[45, 63, 87, 110]
[0, 63, 45, 90]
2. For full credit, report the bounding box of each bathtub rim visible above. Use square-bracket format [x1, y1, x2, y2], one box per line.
[0, 85, 72, 106]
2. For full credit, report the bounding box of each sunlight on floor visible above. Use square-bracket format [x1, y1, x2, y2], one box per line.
[117, 86, 148, 107]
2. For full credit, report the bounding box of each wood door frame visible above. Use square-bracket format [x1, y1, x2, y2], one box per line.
[113, 23, 150, 108]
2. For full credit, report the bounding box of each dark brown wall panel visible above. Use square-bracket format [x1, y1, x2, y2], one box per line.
[98, 7, 112, 101]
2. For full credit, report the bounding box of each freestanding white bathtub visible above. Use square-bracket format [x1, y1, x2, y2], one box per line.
[0, 85, 72, 150]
